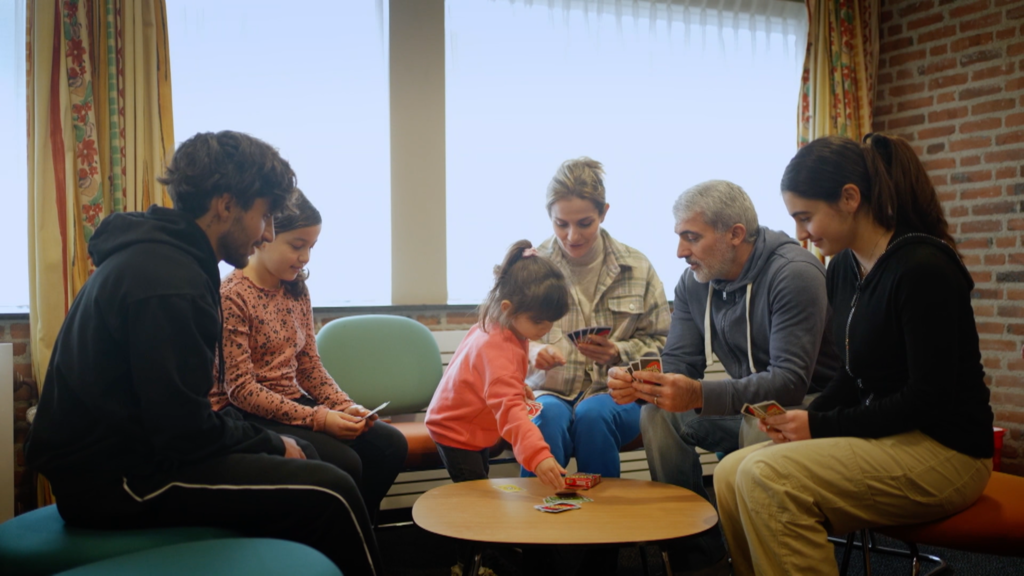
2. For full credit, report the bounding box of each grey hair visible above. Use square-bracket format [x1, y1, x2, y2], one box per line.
[673, 180, 759, 243]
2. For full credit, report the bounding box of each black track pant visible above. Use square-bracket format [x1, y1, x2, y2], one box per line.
[54, 442, 382, 576]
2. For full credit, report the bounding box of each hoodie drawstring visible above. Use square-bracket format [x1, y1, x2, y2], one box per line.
[704, 283, 757, 375]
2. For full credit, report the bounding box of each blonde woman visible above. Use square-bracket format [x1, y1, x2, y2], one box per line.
[522, 157, 670, 479]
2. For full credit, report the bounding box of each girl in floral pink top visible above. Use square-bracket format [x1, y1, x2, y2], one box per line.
[210, 191, 407, 520]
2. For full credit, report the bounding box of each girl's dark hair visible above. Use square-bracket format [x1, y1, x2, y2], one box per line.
[780, 133, 958, 256]
[276, 190, 322, 299]
[159, 130, 297, 219]
[478, 240, 570, 332]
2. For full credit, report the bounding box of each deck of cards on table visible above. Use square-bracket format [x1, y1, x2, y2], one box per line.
[567, 326, 612, 345]
[534, 484, 596, 513]
[741, 400, 787, 420]
[564, 472, 602, 490]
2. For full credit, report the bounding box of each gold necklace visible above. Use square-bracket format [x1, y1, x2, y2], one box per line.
[858, 231, 887, 278]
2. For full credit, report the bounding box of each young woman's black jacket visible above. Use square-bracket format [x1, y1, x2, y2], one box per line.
[808, 228, 994, 459]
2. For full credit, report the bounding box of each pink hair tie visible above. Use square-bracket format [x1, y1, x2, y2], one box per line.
[522, 247, 539, 258]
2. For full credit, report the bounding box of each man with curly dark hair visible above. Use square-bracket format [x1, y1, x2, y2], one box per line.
[27, 131, 382, 576]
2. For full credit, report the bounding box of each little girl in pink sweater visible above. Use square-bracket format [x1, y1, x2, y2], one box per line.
[426, 240, 570, 492]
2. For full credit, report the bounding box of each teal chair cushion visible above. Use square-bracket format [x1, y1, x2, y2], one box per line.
[316, 314, 443, 417]
[0, 505, 238, 576]
[53, 538, 342, 576]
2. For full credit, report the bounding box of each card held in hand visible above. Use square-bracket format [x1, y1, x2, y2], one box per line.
[740, 400, 787, 420]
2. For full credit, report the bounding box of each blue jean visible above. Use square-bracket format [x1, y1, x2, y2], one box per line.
[520, 393, 640, 479]
[641, 403, 741, 569]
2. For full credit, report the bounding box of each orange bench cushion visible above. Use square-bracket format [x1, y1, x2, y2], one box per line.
[879, 471, 1024, 557]
[389, 422, 509, 471]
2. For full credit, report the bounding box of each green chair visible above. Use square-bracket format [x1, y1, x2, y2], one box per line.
[53, 538, 341, 576]
[0, 504, 237, 576]
[316, 314, 443, 418]
[316, 314, 445, 470]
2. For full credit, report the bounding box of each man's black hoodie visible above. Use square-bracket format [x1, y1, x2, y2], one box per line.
[26, 206, 284, 496]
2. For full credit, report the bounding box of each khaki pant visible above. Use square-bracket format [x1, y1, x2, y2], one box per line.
[713, 431, 991, 576]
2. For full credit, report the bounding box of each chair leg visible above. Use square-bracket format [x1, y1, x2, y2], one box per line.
[906, 541, 949, 576]
[829, 532, 947, 576]
[468, 544, 484, 576]
[860, 529, 873, 576]
[661, 546, 673, 576]
[638, 545, 650, 576]
[839, 533, 855, 576]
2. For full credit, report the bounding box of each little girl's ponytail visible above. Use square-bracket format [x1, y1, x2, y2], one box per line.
[478, 240, 570, 331]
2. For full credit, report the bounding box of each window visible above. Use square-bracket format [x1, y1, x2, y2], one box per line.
[445, 0, 807, 303]
[0, 0, 28, 313]
[167, 0, 392, 306]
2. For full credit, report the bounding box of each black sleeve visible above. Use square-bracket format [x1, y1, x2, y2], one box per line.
[128, 294, 285, 462]
[807, 370, 859, 413]
[807, 254, 966, 439]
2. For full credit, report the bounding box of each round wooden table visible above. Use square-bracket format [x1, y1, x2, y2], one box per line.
[412, 477, 718, 575]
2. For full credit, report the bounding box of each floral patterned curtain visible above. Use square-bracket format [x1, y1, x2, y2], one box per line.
[797, 0, 879, 260]
[27, 0, 174, 505]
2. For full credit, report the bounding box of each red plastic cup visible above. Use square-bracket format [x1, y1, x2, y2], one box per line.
[993, 427, 1006, 472]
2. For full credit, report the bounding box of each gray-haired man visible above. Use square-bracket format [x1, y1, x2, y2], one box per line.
[608, 180, 839, 575]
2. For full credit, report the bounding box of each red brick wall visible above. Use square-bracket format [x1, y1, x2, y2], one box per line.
[875, 0, 1024, 474]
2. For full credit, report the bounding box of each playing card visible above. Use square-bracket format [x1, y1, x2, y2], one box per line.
[590, 326, 612, 339]
[629, 360, 642, 374]
[638, 357, 662, 373]
[544, 494, 593, 505]
[741, 403, 766, 419]
[494, 484, 522, 492]
[355, 400, 390, 421]
[534, 503, 580, 513]
[526, 400, 543, 418]
[758, 400, 787, 416]
[741, 401, 787, 421]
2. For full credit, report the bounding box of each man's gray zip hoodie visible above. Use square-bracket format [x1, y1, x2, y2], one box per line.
[663, 227, 840, 416]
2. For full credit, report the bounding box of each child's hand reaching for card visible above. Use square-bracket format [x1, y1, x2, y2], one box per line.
[534, 345, 566, 371]
[325, 410, 368, 440]
[534, 457, 567, 492]
[758, 409, 811, 443]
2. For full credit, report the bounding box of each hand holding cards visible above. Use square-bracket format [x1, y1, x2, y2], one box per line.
[567, 325, 612, 346]
[626, 356, 663, 382]
[355, 400, 390, 422]
[740, 400, 787, 421]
